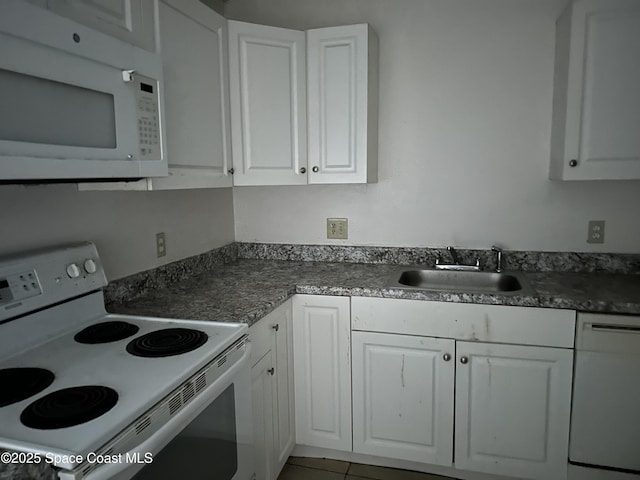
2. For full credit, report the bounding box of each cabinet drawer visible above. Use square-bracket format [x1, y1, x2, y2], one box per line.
[352, 297, 575, 348]
[249, 300, 293, 366]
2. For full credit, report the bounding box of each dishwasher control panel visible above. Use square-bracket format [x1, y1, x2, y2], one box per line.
[576, 312, 640, 353]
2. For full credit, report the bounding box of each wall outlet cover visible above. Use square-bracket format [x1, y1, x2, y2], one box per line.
[587, 220, 605, 244]
[327, 218, 348, 239]
[156, 232, 167, 257]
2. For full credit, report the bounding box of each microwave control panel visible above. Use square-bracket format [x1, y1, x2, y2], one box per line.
[134, 74, 161, 161]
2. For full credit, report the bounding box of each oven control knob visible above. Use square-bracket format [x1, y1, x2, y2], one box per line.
[66, 263, 81, 278]
[83, 259, 97, 274]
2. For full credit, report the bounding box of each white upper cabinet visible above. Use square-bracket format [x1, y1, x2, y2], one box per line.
[550, 0, 640, 180]
[228, 21, 308, 186]
[307, 24, 378, 184]
[46, 0, 157, 52]
[228, 21, 379, 186]
[153, 0, 232, 189]
[77, 0, 233, 191]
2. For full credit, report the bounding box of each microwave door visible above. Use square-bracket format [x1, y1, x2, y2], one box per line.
[0, 33, 144, 179]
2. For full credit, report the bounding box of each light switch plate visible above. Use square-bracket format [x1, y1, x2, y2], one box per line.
[587, 220, 605, 244]
[327, 218, 348, 239]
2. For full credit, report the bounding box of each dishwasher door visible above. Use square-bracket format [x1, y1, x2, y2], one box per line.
[570, 313, 640, 472]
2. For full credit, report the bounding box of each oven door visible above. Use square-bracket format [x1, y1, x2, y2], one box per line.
[80, 346, 254, 480]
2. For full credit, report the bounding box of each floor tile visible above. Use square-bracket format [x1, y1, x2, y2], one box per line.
[287, 456, 350, 474]
[347, 463, 454, 480]
[278, 464, 346, 480]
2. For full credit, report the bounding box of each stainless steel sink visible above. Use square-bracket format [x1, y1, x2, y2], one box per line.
[391, 269, 530, 294]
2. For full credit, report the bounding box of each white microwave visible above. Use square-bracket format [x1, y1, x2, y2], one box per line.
[0, 0, 167, 181]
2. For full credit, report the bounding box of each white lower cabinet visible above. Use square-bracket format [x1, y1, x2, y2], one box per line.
[273, 305, 295, 470]
[292, 295, 352, 451]
[352, 332, 455, 466]
[251, 350, 275, 480]
[249, 300, 294, 480]
[455, 342, 573, 480]
[351, 297, 575, 480]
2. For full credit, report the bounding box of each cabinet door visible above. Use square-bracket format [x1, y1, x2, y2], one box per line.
[550, 0, 640, 180]
[292, 295, 351, 451]
[151, 0, 232, 190]
[47, 0, 156, 51]
[251, 350, 275, 480]
[272, 302, 295, 474]
[228, 21, 307, 186]
[352, 332, 455, 466]
[307, 24, 378, 184]
[455, 342, 573, 480]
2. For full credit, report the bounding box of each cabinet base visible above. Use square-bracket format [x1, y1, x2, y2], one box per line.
[568, 464, 640, 480]
[291, 445, 516, 480]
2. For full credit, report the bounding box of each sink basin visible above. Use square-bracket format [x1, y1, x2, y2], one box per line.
[392, 269, 529, 294]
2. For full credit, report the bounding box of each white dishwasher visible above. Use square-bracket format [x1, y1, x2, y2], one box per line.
[570, 313, 640, 474]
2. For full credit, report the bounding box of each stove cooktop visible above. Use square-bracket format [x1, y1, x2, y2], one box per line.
[20, 385, 119, 430]
[74, 321, 140, 344]
[126, 327, 209, 358]
[0, 242, 248, 473]
[0, 297, 246, 464]
[0, 368, 55, 408]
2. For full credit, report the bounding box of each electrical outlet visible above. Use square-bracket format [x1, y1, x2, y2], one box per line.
[327, 218, 348, 239]
[587, 220, 605, 244]
[156, 232, 167, 257]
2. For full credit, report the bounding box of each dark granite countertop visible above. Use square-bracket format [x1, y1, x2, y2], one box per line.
[0, 450, 57, 480]
[4, 259, 639, 480]
[108, 259, 640, 325]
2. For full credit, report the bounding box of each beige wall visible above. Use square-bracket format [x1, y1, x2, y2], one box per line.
[0, 185, 235, 280]
[227, 0, 640, 253]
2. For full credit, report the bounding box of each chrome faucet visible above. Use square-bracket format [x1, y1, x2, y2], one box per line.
[491, 245, 503, 273]
[435, 246, 480, 271]
[446, 246, 459, 265]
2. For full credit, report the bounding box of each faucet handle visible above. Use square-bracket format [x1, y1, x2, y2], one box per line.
[491, 245, 504, 273]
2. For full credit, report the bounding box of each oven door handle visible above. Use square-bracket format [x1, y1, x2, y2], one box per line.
[74, 345, 251, 480]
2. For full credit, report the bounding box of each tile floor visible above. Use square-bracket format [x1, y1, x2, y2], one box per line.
[278, 456, 456, 480]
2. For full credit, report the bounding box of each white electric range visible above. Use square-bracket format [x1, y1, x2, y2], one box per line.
[0, 243, 253, 480]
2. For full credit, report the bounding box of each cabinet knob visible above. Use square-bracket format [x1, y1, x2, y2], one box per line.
[460, 356, 469, 365]
[227, 168, 235, 175]
[300, 167, 306, 174]
[312, 166, 319, 173]
[443, 353, 451, 362]
[272, 324, 279, 332]
[267, 368, 275, 375]
[569, 159, 578, 167]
